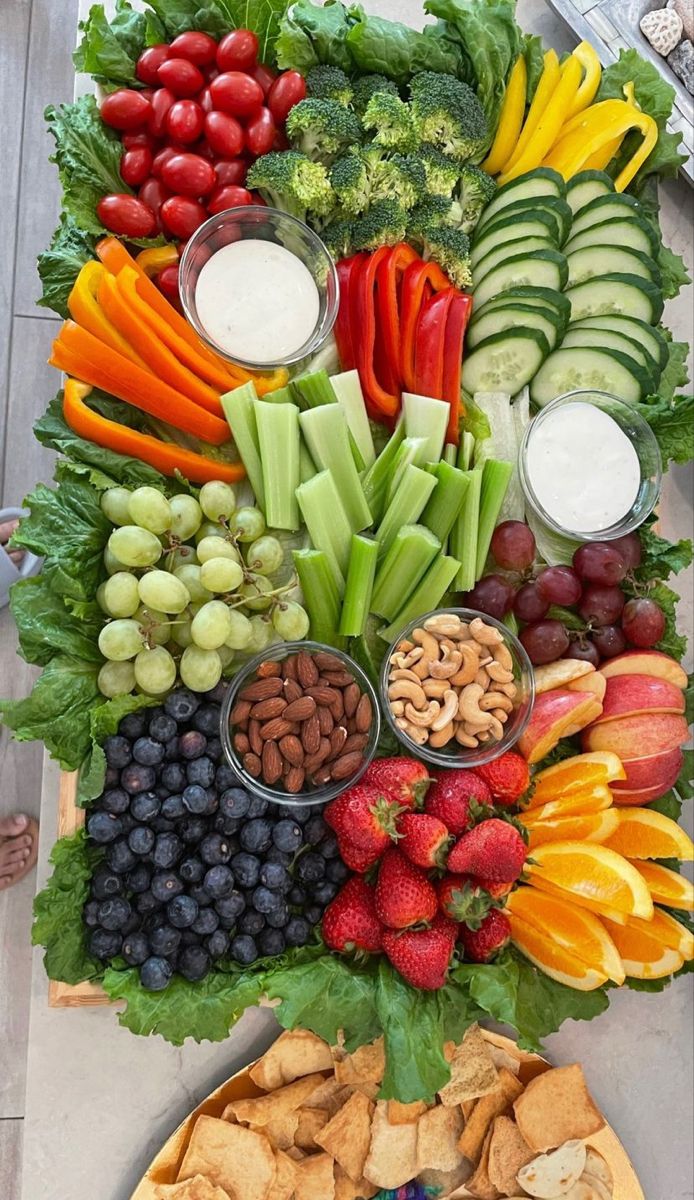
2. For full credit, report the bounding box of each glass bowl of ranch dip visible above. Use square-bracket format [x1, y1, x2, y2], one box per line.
[179, 205, 339, 370]
[519, 390, 662, 543]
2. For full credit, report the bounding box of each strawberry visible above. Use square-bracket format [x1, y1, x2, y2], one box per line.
[437, 873, 498, 928]
[383, 914, 456, 989]
[475, 751, 530, 805]
[375, 847, 438, 929]
[424, 769, 492, 835]
[362, 756, 430, 808]
[322, 876, 384, 954]
[458, 908, 511, 963]
[398, 812, 450, 869]
[325, 784, 404, 854]
[338, 837, 382, 874]
[447, 818, 526, 883]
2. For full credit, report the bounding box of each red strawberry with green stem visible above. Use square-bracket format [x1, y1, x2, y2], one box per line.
[458, 908, 511, 963]
[398, 812, 450, 869]
[424, 769, 492, 835]
[362, 757, 431, 808]
[325, 784, 405, 854]
[375, 847, 438, 929]
[475, 751, 530, 806]
[447, 818, 527, 883]
[383, 913, 457, 990]
[437, 874, 498, 928]
[338, 838, 382, 874]
[322, 876, 384, 955]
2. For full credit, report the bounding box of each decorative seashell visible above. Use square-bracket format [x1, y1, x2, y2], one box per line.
[667, 38, 694, 95]
[640, 7, 684, 56]
[668, 0, 694, 45]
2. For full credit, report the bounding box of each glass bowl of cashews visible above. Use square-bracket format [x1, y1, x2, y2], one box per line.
[380, 608, 535, 768]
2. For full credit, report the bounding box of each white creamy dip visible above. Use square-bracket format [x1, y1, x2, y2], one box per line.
[194, 239, 320, 363]
[525, 401, 640, 533]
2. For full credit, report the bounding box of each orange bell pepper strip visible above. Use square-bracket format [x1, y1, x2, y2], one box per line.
[135, 245, 179, 278]
[400, 259, 451, 393]
[67, 262, 145, 366]
[63, 379, 244, 484]
[50, 322, 229, 445]
[442, 292, 473, 446]
[376, 242, 419, 393]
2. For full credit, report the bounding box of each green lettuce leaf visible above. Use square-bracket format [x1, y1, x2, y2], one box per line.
[32, 830, 104, 985]
[346, 12, 466, 83]
[34, 391, 167, 490]
[145, 0, 229, 39]
[36, 216, 96, 319]
[636, 526, 694, 580]
[78, 693, 160, 805]
[9, 575, 103, 667]
[74, 0, 151, 86]
[597, 48, 677, 125]
[103, 965, 270, 1043]
[522, 32, 545, 102]
[0, 656, 101, 770]
[658, 334, 690, 403]
[276, 0, 359, 73]
[218, 0, 293, 63]
[635, 393, 694, 468]
[11, 478, 110, 601]
[267, 954, 382, 1050]
[658, 243, 691, 300]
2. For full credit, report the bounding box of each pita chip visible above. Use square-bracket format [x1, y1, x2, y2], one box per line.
[249, 1111, 300, 1152]
[487, 1116, 536, 1195]
[362, 1101, 418, 1190]
[387, 1100, 428, 1125]
[284, 1146, 305, 1161]
[438, 1026, 499, 1107]
[486, 1044, 521, 1076]
[458, 1068, 525, 1164]
[302, 1077, 353, 1117]
[293, 1151, 335, 1200]
[416, 1104, 465, 1173]
[465, 1126, 501, 1200]
[225, 1075, 326, 1126]
[315, 1089, 374, 1182]
[513, 1065, 604, 1152]
[294, 1107, 330, 1150]
[178, 1117, 275, 1200]
[249, 1031, 333, 1090]
[333, 1039, 385, 1100]
[333, 1165, 379, 1200]
[418, 1162, 472, 1195]
[267, 1150, 297, 1200]
[154, 1178, 231, 1200]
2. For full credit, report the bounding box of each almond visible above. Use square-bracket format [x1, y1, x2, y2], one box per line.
[317, 705, 334, 736]
[262, 740, 283, 785]
[230, 699, 252, 725]
[250, 696, 287, 720]
[320, 669, 355, 687]
[283, 696, 317, 722]
[259, 717, 294, 740]
[282, 677, 302, 703]
[233, 732, 250, 756]
[243, 752, 262, 778]
[329, 691, 344, 722]
[343, 732, 368, 755]
[296, 651, 319, 687]
[248, 719, 263, 757]
[315, 736, 333, 764]
[329, 725, 348, 758]
[312, 764, 333, 785]
[330, 750, 365, 780]
[306, 685, 340, 706]
[240, 677, 284, 702]
[301, 713, 321, 754]
[355, 694, 373, 733]
[313, 651, 344, 671]
[281, 655, 298, 680]
[257, 660, 282, 678]
[284, 766, 305, 793]
[279, 734, 304, 767]
[343, 682, 361, 718]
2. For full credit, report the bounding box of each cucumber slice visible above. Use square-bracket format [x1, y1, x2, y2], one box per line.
[471, 212, 558, 268]
[564, 215, 659, 260]
[466, 302, 563, 351]
[473, 250, 568, 309]
[569, 314, 668, 371]
[530, 347, 651, 406]
[565, 169, 615, 214]
[464, 328, 550, 396]
[560, 327, 658, 387]
[472, 237, 553, 286]
[482, 195, 572, 245]
[570, 192, 642, 237]
[471, 285, 571, 328]
[477, 167, 565, 230]
[566, 245, 661, 288]
[564, 273, 664, 324]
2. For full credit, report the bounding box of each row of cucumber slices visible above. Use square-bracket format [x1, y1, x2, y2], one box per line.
[462, 166, 666, 405]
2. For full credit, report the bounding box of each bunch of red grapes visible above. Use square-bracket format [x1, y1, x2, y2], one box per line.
[464, 521, 666, 667]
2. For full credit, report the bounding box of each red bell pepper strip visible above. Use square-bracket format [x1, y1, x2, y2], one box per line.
[400, 259, 451, 393]
[334, 254, 366, 371]
[442, 292, 473, 446]
[414, 289, 457, 399]
[352, 247, 400, 422]
[376, 242, 419, 392]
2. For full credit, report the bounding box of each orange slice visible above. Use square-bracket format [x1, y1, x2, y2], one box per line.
[650, 908, 694, 960]
[509, 913, 609, 990]
[527, 841, 654, 919]
[525, 809, 620, 849]
[526, 875, 628, 925]
[602, 915, 684, 979]
[529, 751, 625, 806]
[629, 860, 694, 911]
[507, 887, 625, 984]
[521, 787, 614, 823]
[602, 808, 694, 861]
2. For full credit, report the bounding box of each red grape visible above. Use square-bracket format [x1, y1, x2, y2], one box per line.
[622, 597, 665, 648]
[513, 582, 549, 623]
[520, 619, 570, 665]
[536, 565, 582, 606]
[611, 532, 642, 570]
[573, 542, 627, 586]
[591, 625, 627, 658]
[490, 520, 536, 570]
[464, 575, 516, 621]
[578, 585, 625, 625]
[564, 638, 600, 667]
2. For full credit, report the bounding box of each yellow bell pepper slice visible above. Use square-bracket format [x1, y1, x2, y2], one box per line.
[543, 99, 658, 188]
[67, 262, 146, 367]
[135, 245, 180, 278]
[583, 136, 623, 170]
[565, 41, 602, 119]
[501, 49, 561, 173]
[483, 55, 528, 175]
[498, 54, 583, 184]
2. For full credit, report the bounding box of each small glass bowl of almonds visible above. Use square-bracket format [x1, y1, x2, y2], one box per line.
[380, 608, 535, 768]
[220, 641, 380, 807]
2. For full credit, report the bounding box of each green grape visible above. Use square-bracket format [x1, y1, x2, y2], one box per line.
[135, 606, 171, 647]
[180, 645, 223, 691]
[169, 494, 202, 541]
[174, 563, 212, 604]
[217, 643, 235, 669]
[97, 659, 136, 698]
[199, 480, 236, 522]
[101, 487, 133, 526]
[128, 486, 173, 534]
[197, 536, 241, 565]
[102, 572, 141, 619]
[168, 544, 197, 572]
[191, 600, 233, 650]
[195, 520, 226, 544]
[245, 535, 283, 577]
[98, 619, 145, 661]
[133, 645, 177, 694]
[240, 574, 273, 611]
[103, 545, 127, 576]
[224, 609, 253, 650]
[272, 601, 310, 641]
[229, 506, 265, 542]
[170, 618, 194, 648]
[109, 525, 161, 568]
[200, 557, 244, 594]
[138, 570, 190, 614]
[96, 582, 109, 613]
[246, 614, 273, 653]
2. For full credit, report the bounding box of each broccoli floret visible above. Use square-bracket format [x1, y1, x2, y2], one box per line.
[456, 164, 496, 233]
[331, 146, 425, 216]
[330, 151, 371, 215]
[286, 98, 363, 164]
[306, 65, 354, 107]
[362, 92, 419, 153]
[409, 72, 487, 161]
[420, 226, 473, 289]
[246, 151, 334, 222]
[351, 199, 408, 252]
[352, 73, 399, 116]
[407, 195, 454, 240]
[419, 144, 461, 196]
[321, 217, 356, 260]
[370, 153, 426, 210]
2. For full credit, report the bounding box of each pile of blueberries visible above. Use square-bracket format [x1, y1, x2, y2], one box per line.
[83, 685, 349, 991]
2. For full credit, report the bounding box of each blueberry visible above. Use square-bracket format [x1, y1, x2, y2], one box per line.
[230, 935, 258, 965]
[83, 899, 100, 927]
[122, 911, 141, 936]
[285, 916, 312, 947]
[213, 815, 240, 839]
[104, 735, 131, 769]
[97, 897, 132, 931]
[121, 763, 156, 795]
[163, 736, 180, 762]
[231, 852, 260, 889]
[156, 784, 171, 802]
[149, 924, 182, 956]
[311, 880, 338, 906]
[119, 931, 149, 966]
[167, 894, 199, 929]
[126, 863, 152, 894]
[272, 820, 303, 853]
[239, 910, 265, 936]
[206, 929, 230, 959]
[252, 886, 282, 915]
[189, 883, 212, 907]
[119, 712, 147, 739]
[247, 795, 268, 819]
[106, 838, 138, 874]
[165, 689, 199, 722]
[153, 832, 183, 869]
[240, 819, 273, 854]
[130, 791, 160, 822]
[151, 870, 184, 902]
[207, 737, 222, 763]
[216, 765, 240, 791]
[89, 928, 122, 959]
[220, 788, 250, 820]
[179, 730, 207, 760]
[128, 825, 156, 856]
[100, 788, 130, 816]
[119, 812, 137, 836]
[296, 852, 325, 884]
[288, 885, 306, 907]
[326, 859, 350, 884]
[191, 907, 219, 936]
[104, 765, 120, 788]
[161, 762, 186, 792]
[265, 902, 289, 929]
[259, 862, 291, 893]
[258, 928, 286, 957]
[319, 832, 340, 859]
[132, 736, 165, 766]
[161, 794, 186, 821]
[204, 864, 235, 899]
[205, 680, 228, 704]
[179, 816, 208, 844]
[149, 713, 177, 742]
[215, 891, 245, 925]
[304, 814, 328, 846]
[186, 756, 215, 788]
[200, 833, 233, 866]
[265, 847, 293, 867]
[151, 817, 176, 834]
[179, 856, 205, 885]
[182, 784, 216, 815]
[288, 804, 312, 823]
[91, 863, 123, 900]
[87, 811, 123, 844]
[304, 904, 322, 926]
[140, 956, 173, 991]
[193, 703, 221, 735]
[179, 929, 201, 948]
[178, 944, 211, 981]
[135, 890, 162, 916]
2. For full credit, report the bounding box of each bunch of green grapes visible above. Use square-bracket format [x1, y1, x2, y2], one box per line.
[96, 481, 309, 699]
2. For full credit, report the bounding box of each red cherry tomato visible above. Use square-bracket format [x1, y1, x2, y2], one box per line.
[244, 107, 277, 157]
[272, 127, 290, 152]
[120, 146, 153, 187]
[209, 71, 264, 118]
[216, 29, 259, 72]
[152, 145, 179, 177]
[267, 71, 306, 124]
[197, 86, 215, 114]
[139, 176, 171, 215]
[97, 194, 157, 238]
[166, 99, 205, 144]
[156, 263, 181, 303]
[100, 89, 152, 131]
[121, 130, 157, 150]
[139, 88, 156, 104]
[147, 87, 176, 138]
[136, 44, 170, 85]
[203, 65, 219, 83]
[252, 64, 277, 96]
[193, 139, 215, 159]
[168, 31, 218, 66]
[157, 58, 205, 98]
[213, 158, 247, 187]
[160, 196, 208, 238]
[204, 110, 244, 157]
[207, 185, 253, 214]
[249, 192, 267, 206]
[161, 152, 216, 197]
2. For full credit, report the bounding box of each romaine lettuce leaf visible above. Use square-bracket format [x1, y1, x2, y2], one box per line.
[77, 693, 160, 806]
[74, 0, 153, 86]
[11, 477, 111, 601]
[597, 50, 687, 187]
[0, 656, 101, 769]
[346, 12, 466, 83]
[34, 391, 167, 490]
[10, 575, 103, 667]
[32, 831, 104, 985]
[276, 0, 361, 73]
[37, 216, 96, 319]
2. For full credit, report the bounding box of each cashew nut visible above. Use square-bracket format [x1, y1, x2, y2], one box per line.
[449, 642, 479, 686]
[492, 707, 509, 723]
[492, 642, 513, 670]
[395, 717, 428, 745]
[430, 722, 455, 747]
[431, 689, 459, 732]
[412, 655, 433, 680]
[457, 683, 488, 723]
[487, 660, 514, 684]
[477, 729, 491, 742]
[474, 667, 491, 689]
[479, 691, 513, 713]
[486, 715, 505, 740]
[424, 613, 463, 638]
[499, 681, 518, 697]
[404, 700, 440, 727]
[423, 678, 450, 700]
[390, 667, 425, 684]
[455, 727, 479, 748]
[397, 639, 415, 653]
[390, 700, 405, 717]
[412, 628, 440, 662]
[388, 679, 426, 707]
[429, 645, 463, 679]
[470, 617, 504, 645]
[464, 717, 493, 735]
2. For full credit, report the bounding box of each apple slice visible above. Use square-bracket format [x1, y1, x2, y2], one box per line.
[519, 690, 602, 765]
[610, 782, 682, 806]
[563, 698, 604, 736]
[533, 659, 595, 694]
[582, 713, 689, 759]
[599, 650, 688, 689]
[612, 747, 683, 793]
[593, 674, 686, 724]
[566, 672, 607, 701]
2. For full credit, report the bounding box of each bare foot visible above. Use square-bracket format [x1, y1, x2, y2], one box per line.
[0, 518, 24, 568]
[0, 815, 37, 890]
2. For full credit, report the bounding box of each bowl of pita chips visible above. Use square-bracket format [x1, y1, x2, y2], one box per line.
[130, 1025, 643, 1200]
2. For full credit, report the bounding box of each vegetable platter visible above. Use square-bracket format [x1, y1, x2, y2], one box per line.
[1, 0, 693, 1106]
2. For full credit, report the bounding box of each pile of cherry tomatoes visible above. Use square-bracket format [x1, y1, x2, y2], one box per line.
[96, 29, 306, 243]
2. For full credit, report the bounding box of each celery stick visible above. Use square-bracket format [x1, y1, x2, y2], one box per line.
[421, 462, 469, 545]
[451, 469, 482, 591]
[255, 400, 300, 530]
[299, 406, 372, 531]
[376, 465, 437, 558]
[379, 555, 461, 642]
[387, 437, 429, 504]
[403, 392, 449, 463]
[443, 443, 457, 466]
[260, 385, 295, 405]
[339, 534, 379, 636]
[221, 382, 264, 508]
[296, 470, 352, 593]
[293, 548, 342, 645]
[361, 418, 405, 524]
[371, 524, 441, 620]
[457, 431, 475, 471]
[329, 370, 375, 468]
[292, 369, 337, 409]
[476, 459, 513, 580]
[299, 440, 316, 483]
